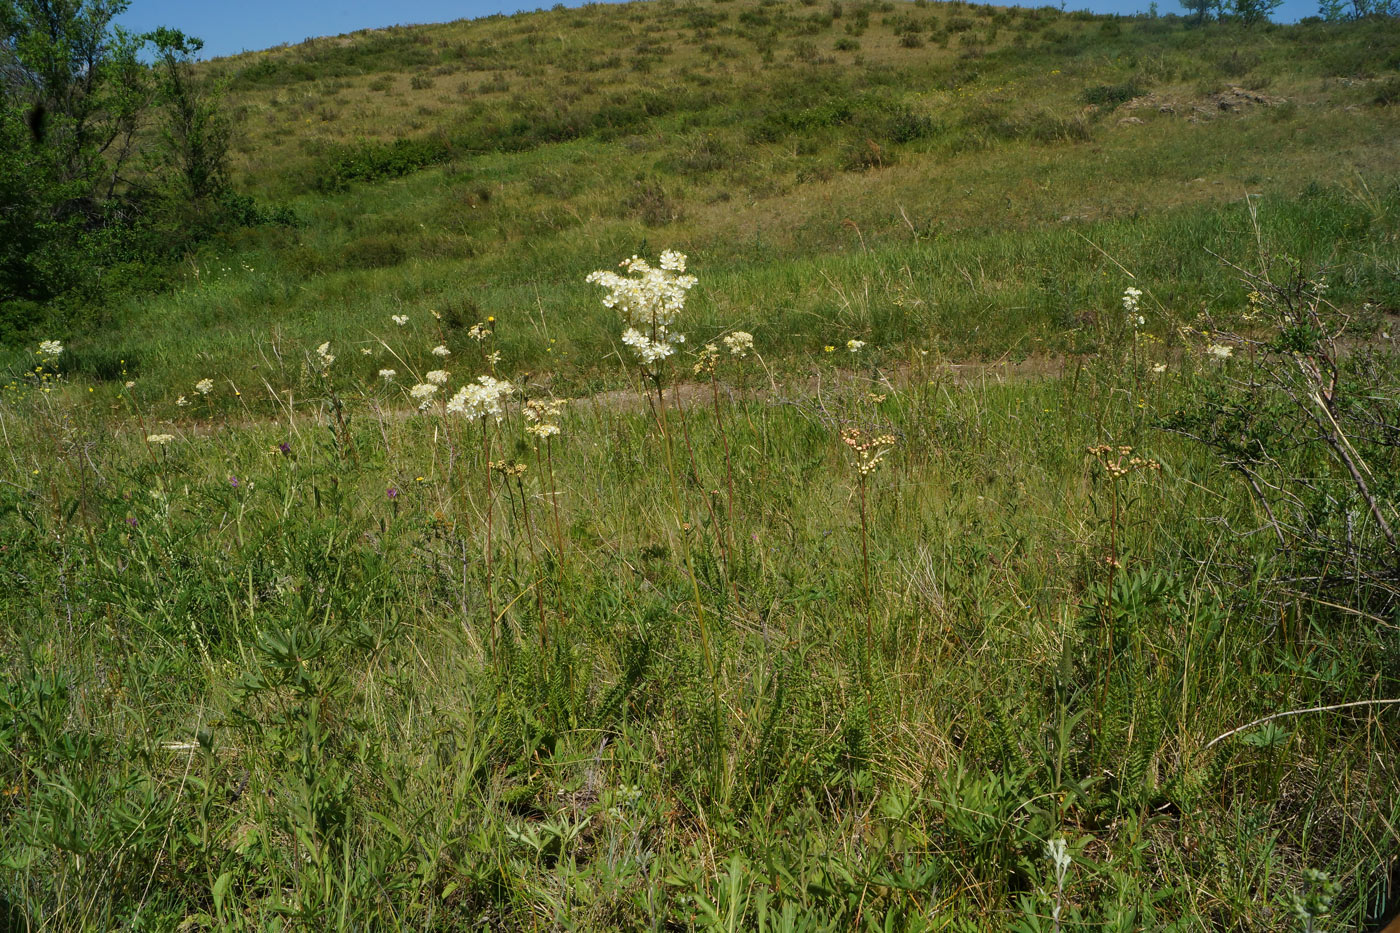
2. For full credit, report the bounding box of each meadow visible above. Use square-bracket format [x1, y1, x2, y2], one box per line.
[2, 0, 1400, 929]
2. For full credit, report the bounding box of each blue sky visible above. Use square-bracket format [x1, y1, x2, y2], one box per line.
[116, 0, 1317, 59]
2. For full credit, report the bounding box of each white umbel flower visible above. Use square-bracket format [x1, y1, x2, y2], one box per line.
[409, 382, 439, 410]
[723, 331, 754, 357]
[391, 314, 409, 326]
[587, 252, 697, 369]
[1206, 344, 1233, 360]
[446, 374, 513, 422]
[146, 434, 175, 445]
[524, 398, 564, 438]
[425, 370, 450, 385]
[431, 345, 451, 357]
[38, 340, 63, 357]
[194, 378, 214, 395]
[378, 369, 397, 381]
[847, 339, 865, 352]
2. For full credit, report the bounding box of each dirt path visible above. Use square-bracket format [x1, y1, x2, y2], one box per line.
[176, 355, 1068, 436]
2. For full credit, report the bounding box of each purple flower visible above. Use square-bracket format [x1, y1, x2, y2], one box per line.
[278, 442, 291, 455]
[387, 487, 399, 500]
[229, 476, 240, 488]
[126, 516, 137, 527]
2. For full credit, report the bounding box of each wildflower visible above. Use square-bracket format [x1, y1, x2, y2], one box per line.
[723, 331, 754, 357]
[586, 252, 697, 369]
[446, 374, 512, 422]
[409, 382, 439, 409]
[1151, 363, 1167, 373]
[387, 487, 399, 500]
[147, 434, 175, 445]
[124, 381, 135, 389]
[1045, 838, 1071, 875]
[841, 427, 896, 475]
[379, 369, 397, 381]
[487, 350, 502, 366]
[359, 347, 372, 355]
[847, 339, 865, 353]
[229, 476, 240, 488]
[316, 342, 335, 367]
[425, 369, 450, 385]
[1206, 343, 1233, 360]
[824, 345, 835, 353]
[468, 323, 490, 341]
[431, 345, 451, 357]
[176, 395, 189, 406]
[392, 314, 409, 326]
[1122, 286, 1144, 328]
[693, 343, 719, 376]
[278, 442, 291, 455]
[38, 340, 63, 357]
[524, 397, 564, 438]
[194, 378, 214, 395]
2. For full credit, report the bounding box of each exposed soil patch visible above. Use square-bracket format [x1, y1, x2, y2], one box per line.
[1121, 85, 1288, 124]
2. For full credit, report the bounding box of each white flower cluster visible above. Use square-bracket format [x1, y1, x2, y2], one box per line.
[723, 331, 754, 358]
[378, 369, 396, 381]
[446, 374, 512, 422]
[409, 382, 439, 409]
[316, 342, 336, 370]
[38, 340, 63, 357]
[1206, 343, 1233, 360]
[147, 433, 175, 445]
[1122, 286, 1144, 328]
[431, 345, 451, 358]
[847, 339, 865, 353]
[194, 378, 214, 396]
[524, 398, 565, 438]
[586, 251, 697, 368]
[425, 370, 450, 385]
[392, 314, 409, 326]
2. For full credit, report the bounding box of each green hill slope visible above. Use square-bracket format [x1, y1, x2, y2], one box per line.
[16, 1, 1400, 399]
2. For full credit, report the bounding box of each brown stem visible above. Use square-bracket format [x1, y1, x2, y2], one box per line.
[483, 420, 496, 658]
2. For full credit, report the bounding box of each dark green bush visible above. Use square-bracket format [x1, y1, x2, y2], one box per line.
[1080, 80, 1144, 107]
[314, 135, 456, 191]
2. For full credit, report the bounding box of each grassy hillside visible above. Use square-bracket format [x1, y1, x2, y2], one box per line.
[3, 2, 1400, 930]
[6, 0, 1399, 399]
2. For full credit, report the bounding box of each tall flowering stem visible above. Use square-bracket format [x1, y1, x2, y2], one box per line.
[446, 375, 513, 658]
[1086, 444, 1161, 705]
[525, 398, 568, 654]
[588, 252, 722, 772]
[842, 427, 896, 743]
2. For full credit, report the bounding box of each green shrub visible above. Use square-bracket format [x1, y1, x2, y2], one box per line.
[1080, 80, 1144, 107]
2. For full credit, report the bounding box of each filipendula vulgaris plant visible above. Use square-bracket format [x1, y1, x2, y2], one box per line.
[446, 373, 513, 657]
[840, 425, 897, 746]
[586, 251, 724, 776]
[524, 398, 569, 642]
[693, 332, 753, 592]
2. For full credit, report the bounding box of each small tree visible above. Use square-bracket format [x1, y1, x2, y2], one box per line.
[1231, 0, 1283, 24]
[146, 27, 229, 208]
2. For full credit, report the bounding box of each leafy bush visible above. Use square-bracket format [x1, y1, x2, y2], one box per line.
[313, 135, 456, 191]
[1080, 80, 1144, 107]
